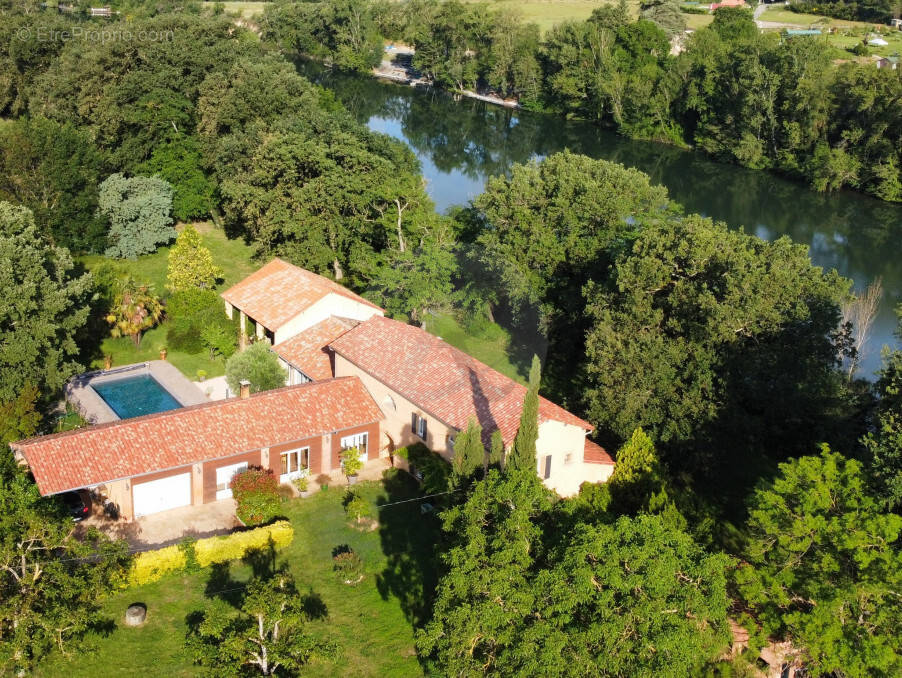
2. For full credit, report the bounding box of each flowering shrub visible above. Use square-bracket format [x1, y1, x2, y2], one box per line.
[332, 547, 364, 584]
[129, 544, 186, 586]
[230, 466, 281, 525]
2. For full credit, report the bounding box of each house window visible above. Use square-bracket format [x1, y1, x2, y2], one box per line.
[411, 413, 427, 441]
[289, 367, 311, 386]
[542, 455, 552, 480]
[448, 434, 456, 450]
[341, 432, 368, 459]
[280, 447, 309, 480]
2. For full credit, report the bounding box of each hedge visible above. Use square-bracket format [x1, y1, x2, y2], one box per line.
[127, 521, 294, 587]
[195, 520, 293, 568]
[129, 544, 187, 587]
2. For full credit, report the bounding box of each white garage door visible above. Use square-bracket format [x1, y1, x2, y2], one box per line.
[133, 472, 191, 517]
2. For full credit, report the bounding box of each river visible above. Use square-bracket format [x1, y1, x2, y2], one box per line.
[298, 62, 902, 378]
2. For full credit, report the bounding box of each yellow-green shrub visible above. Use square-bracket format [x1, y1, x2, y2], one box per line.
[129, 544, 187, 586]
[194, 520, 294, 568]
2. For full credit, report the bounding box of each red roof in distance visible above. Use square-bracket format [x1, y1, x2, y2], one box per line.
[329, 316, 592, 444]
[13, 378, 382, 496]
[220, 258, 382, 331]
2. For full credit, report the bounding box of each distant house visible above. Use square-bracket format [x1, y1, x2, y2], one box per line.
[872, 54, 899, 69]
[708, 0, 745, 10]
[220, 258, 383, 345]
[12, 378, 382, 520]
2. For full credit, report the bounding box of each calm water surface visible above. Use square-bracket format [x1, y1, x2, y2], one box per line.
[299, 62, 902, 377]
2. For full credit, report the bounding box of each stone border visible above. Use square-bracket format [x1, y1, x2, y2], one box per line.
[65, 361, 208, 424]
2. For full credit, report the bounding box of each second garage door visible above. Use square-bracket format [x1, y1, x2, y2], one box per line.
[133, 471, 191, 517]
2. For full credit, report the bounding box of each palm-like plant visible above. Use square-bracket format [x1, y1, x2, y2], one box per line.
[106, 277, 164, 347]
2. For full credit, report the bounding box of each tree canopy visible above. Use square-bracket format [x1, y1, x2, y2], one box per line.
[99, 174, 176, 259]
[0, 202, 92, 405]
[735, 449, 902, 676]
[225, 343, 287, 395]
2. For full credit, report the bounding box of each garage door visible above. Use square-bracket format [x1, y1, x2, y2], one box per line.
[133, 472, 191, 517]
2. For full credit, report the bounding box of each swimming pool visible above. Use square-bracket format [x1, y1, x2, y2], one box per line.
[91, 374, 182, 419]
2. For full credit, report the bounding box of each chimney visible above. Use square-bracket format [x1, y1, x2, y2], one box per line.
[239, 380, 251, 399]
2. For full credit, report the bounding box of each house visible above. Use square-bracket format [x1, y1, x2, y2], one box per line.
[12, 378, 382, 520]
[220, 258, 383, 346]
[329, 315, 613, 496]
[272, 316, 359, 385]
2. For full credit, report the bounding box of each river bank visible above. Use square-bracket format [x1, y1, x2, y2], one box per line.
[297, 59, 902, 378]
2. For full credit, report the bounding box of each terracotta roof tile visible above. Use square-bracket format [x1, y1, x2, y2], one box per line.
[272, 317, 358, 380]
[13, 378, 382, 495]
[584, 439, 614, 465]
[330, 316, 592, 445]
[221, 259, 382, 331]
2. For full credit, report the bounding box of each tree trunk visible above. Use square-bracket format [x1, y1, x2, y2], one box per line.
[132, 332, 141, 348]
[332, 258, 343, 281]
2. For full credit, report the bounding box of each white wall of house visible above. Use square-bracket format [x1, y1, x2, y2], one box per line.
[273, 294, 383, 345]
[535, 419, 600, 497]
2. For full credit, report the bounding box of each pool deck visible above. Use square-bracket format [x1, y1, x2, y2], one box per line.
[66, 360, 209, 424]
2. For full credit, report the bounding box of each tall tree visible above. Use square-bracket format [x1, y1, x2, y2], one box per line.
[137, 139, 215, 222]
[0, 202, 93, 404]
[417, 469, 550, 675]
[451, 417, 486, 485]
[734, 448, 902, 677]
[187, 568, 336, 676]
[167, 224, 223, 292]
[106, 278, 164, 348]
[863, 306, 902, 511]
[0, 117, 107, 252]
[607, 427, 670, 515]
[526, 514, 731, 676]
[99, 174, 176, 259]
[508, 355, 541, 474]
[0, 457, 131, 674]
[584, 215, 855, 494]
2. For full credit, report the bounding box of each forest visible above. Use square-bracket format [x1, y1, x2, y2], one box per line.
[0, 1, 900, 676]
[262, 0, 902, 203]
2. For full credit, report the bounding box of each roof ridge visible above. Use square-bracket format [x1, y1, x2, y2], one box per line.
[12, 377, 357, 449]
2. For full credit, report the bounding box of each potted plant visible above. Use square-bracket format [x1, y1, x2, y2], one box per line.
[104, 354, 113, 370]
[340, 446, 363, 485]
[196, 369, 207, 382]
[293, 471, 310, 497]
[159, 346, 168, 361]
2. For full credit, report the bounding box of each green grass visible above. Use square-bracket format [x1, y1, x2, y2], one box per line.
[35, 473, 439, 677]
[80, 222, 258, 378]
[201, 1, 269, 18]
[423, 312, 527, 385]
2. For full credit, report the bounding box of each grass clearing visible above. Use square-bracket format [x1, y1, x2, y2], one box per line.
[758, 7, 902, 56]
[201, 1, 269, 18]
[80, 223, 258, 377]
[35, 473, 438, 677]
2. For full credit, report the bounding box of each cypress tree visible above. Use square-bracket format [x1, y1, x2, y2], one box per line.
[452, 418, 485, 484]
[508, 355, 541, 474]
[487, 429, 504, 472]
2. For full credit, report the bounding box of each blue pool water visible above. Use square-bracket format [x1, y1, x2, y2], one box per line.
[92, 374, 182, 419]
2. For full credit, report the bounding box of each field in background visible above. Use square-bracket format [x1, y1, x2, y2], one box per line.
[759, 6, 902, 57]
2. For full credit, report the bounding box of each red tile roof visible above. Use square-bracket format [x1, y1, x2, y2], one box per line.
[12, 378, 382, 496]
[220, 259, 382, 331]
[329, 316, 592, 444]
[273, 317, 358, 381]
[584, 439, 614, 465]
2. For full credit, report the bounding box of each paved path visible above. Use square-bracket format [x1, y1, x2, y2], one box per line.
[754, 3, 806, 29]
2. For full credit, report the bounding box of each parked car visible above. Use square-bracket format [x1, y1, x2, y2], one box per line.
[60, 490, 91, 521]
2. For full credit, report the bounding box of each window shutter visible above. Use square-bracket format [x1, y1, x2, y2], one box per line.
[411, 412, 417, 434]
[422, 418, 428, 440]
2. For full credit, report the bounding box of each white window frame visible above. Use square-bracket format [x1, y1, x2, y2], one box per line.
[341, 432, 369, 463]
[289, 366, 312, 386]
[279, 447, 309, 483]
[216, 462, 248, 500]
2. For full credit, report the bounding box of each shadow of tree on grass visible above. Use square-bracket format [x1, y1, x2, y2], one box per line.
[375, 469, 443, 630]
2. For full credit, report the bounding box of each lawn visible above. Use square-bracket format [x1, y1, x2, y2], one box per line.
[758, 7, 902, 56]
[200, 1, 269, 18]
[80, 222, 258, 378]
[35, 472, 440, 677]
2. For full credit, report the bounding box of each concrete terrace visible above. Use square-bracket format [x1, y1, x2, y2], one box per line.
[66, 360, 209, 424]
